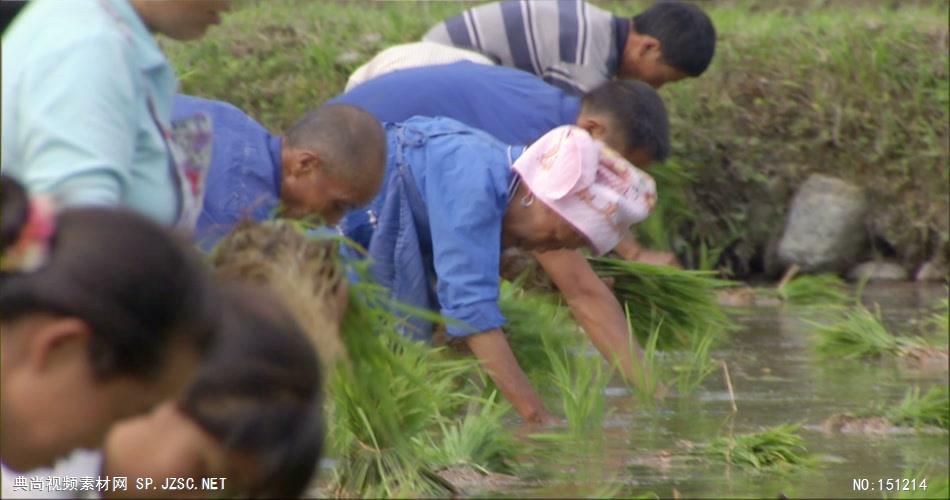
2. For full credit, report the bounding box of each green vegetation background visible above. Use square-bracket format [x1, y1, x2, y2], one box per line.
[163, 0, 949, 277]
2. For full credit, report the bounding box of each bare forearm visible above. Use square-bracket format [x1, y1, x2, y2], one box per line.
[464, 329, 549, 423]
[535, 250, 644, 381]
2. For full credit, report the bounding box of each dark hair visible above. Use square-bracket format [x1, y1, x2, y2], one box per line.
[0, 176, 218, 378]
[180, 283, 323, 498]
[633, 1, 716, 77]
[581, 80, 671, 162]
[286, 103, 386, 181]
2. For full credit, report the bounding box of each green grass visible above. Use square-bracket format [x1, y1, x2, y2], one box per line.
[811, 303, 925, 359]
[701, 424, 812, 471]
[589, 257, 736, 348]
[775, 274, 851, 307]
[886, 386, 950, 430]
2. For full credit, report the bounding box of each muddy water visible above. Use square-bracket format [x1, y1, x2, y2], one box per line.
[492, 283, 949, 499]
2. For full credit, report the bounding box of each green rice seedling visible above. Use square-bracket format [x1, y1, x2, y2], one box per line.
[498, 279, 584, 386]
[672, 329, 721, 395]
[420, 392, 518, 475]
[589, 257, 736, 348]
[625, 314, 667, 404]
[885, 385, 950, 430]
[540, 332, 612, 434]
[701, 424, 812, 471]
[776, 274, 851, 307]
[811, 303, 924, 359]
[924, 297, 949, 340]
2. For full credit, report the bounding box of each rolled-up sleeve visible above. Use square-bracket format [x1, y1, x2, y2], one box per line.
[16, 36, 137, 206]
[423, 141, 508, 337]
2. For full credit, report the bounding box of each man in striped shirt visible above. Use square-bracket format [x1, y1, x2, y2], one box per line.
[424, 0, 716, 94]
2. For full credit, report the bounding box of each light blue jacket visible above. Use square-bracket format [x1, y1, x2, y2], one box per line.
[341, 117, 525, 340]
[2, 0, 180, 225]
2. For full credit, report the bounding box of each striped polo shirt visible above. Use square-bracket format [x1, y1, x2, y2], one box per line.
[423, 0, 630, 95]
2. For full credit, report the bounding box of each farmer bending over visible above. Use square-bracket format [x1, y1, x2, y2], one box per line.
[339, 120, 656, 424]
[170, 98, 386, 248]
[423, 0, 716, 93]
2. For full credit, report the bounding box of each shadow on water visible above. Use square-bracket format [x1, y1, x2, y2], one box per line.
[488, 283, 949, 498]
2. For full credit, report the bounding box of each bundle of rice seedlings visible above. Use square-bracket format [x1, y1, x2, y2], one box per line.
[885, 385, 950, 430]
[701, 424, 812, 471]
[211, 220, 347, 370]
[588, 257, 736, 348]
[775, 273, 850, 307]
[811, 303, 924, 359]
[328, 282, 484, 497]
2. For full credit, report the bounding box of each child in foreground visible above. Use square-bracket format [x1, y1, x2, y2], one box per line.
[0, 175, 218, 477]
[102, 283, 324, 498]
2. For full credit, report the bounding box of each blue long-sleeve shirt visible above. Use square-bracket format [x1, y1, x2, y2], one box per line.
[330, 61, 580, 146]
[172, 95, 283, 249]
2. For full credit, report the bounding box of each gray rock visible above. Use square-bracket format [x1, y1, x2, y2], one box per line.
[335, 50, 362, 65]
[778, 174, 868, 273]
[915, 260, 948, 282]
[360, 32, 383, 45]
[847, 260, 909, 282]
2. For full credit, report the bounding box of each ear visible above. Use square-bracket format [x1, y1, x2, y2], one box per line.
[635, 35, 660, 58]
[28, 318, 92, 374]
[576, 116, 606, 141]
[289, 150, 322, 177]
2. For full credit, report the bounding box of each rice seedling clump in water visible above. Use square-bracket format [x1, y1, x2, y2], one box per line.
[775, 274, 850, 307]
[589, 257, 735, 348]
[701, 424, 812, 471]
[886, 385, 950, 430]
[811, 303, 928, 359]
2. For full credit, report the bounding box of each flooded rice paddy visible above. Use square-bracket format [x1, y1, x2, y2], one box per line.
[482, 283, 948, 499]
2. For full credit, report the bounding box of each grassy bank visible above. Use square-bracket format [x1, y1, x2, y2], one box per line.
[163, 0, 949, 276]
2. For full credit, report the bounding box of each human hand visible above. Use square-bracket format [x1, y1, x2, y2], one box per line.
[628, 249, 682, 268]
[522, 409, 564, 430]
